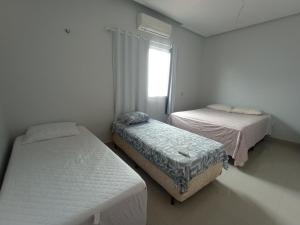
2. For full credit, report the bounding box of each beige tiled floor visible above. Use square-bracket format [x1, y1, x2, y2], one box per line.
[112, 138, 300, 225]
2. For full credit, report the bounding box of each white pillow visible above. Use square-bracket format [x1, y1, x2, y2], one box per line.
[207, 104, 232, 112]
[23, 122, 80, 144]
[232, 107, 263, 115]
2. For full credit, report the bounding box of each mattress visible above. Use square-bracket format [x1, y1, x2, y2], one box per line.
[0, 126, 147, 225]
[112, 119, 228, 193]
[169, 108, 271, 166]
[113, 133, 223, 202]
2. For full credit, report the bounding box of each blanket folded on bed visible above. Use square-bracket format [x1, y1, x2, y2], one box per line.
[112, 119, 228, 193]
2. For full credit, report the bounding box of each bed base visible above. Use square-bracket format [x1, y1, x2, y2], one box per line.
[112, 133, 223, 203]
[170, 197, 176, 205]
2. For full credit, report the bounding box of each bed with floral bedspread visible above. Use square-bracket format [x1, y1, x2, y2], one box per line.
[112, 119, 228, 193]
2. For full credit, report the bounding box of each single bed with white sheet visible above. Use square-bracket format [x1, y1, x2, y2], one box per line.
[0, 125, 147, 225]
[169, 108, 271, 166]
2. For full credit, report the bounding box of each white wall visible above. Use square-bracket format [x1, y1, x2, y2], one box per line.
[203, 14, 300, 143]
[173, 27, 208, 111]
[1, 0, 299, 148]
[0, 0, 205, 145]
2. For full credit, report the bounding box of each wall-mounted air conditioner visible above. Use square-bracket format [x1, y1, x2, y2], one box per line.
[137, 13, 172, 39]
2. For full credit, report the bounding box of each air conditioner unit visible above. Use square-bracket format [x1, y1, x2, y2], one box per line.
[137, 13, 172, 39]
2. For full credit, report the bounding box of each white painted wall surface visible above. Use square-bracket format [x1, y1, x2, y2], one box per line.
[203, 14, 300, 143]
[0, 0, 205, 144]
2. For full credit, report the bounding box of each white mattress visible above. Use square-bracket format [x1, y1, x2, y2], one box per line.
[0, 126, 147, 225]
[169, 108, 271, 166]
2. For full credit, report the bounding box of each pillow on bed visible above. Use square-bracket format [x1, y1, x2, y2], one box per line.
[232, 107, 263, 115]
[23, 122, 80, 144]
[207, 104, 232, 112]
[118, 111, 149, 125]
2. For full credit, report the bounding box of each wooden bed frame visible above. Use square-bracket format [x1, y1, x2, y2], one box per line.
[113, 133, 223, 203]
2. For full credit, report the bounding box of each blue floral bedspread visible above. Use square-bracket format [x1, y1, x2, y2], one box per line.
[112, 119, 228, 193]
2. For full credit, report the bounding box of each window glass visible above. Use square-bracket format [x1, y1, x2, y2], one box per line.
[148, 46, 171, 97]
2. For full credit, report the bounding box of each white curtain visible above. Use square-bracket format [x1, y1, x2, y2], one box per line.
[166, 46, 178, 114]
[112, 29, 150, 119]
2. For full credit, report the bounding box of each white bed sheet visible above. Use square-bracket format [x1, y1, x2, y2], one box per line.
[169, 108, 271, 166]
[0, 126, 147, 225]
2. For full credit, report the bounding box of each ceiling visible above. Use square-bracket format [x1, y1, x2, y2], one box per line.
[134, 0, 300, 37]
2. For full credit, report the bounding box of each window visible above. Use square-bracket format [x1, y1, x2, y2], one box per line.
[147, 46, 171, 97]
